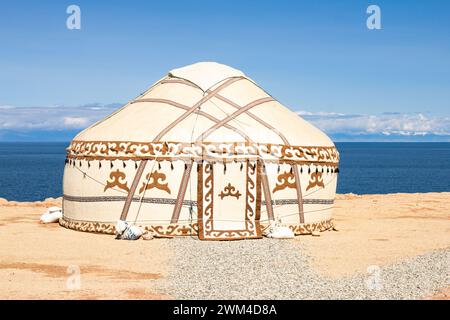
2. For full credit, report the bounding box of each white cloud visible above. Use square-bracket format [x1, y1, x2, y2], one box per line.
[297, 111, 345, 117]
[0, 103, 449, 139]
[63, 117, 89, 128]
[297, 111, 450, 136]
[0, 103, 121, 130]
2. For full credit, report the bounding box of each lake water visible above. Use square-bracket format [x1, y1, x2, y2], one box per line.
[0, 142, 449, 201]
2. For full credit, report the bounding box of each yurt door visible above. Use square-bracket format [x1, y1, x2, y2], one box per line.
[197, 160, 262, 240]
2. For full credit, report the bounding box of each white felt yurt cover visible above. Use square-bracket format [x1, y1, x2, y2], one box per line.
[61, 62, 339, 240]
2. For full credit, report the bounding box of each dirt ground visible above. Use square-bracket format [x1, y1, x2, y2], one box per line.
[299, 193, 450, 278]
[0, 198, 169, 299]
[0, 192, 449, 299]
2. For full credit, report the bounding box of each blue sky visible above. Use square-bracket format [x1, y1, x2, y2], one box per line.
[0, 0, 449, 141]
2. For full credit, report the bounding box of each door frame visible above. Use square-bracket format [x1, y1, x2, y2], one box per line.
[197, 160, 262, 240]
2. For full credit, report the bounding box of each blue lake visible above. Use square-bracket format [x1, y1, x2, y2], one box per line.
[0, 142, 449, 201]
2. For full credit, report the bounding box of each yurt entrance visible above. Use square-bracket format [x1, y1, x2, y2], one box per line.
[197, 160, 262, 240]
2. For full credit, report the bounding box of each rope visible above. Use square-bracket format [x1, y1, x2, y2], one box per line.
[133, 159, 159, 225]
[70, 81, 339, 230]
[71, 156, 338, 230]
[132, 84, 205, 227]
[126, 205, 333, 223]
[259, 205, 334, 222]
[303, 172, 338, 197]
[187, 93, 203, 239]
[71, 156, 158, 225]
[73, 163, 128, 194]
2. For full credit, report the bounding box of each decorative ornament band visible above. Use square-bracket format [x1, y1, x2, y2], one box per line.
[66, 140, 340, 165]
[59, 215, 334, 236]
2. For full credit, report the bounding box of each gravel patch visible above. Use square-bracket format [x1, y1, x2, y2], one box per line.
[154, 237, 449, 299]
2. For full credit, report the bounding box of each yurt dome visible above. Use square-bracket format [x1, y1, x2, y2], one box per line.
[61, 62, 340, 240]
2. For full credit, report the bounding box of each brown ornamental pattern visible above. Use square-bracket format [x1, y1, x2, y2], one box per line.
[197, 160, 261, 240]
[104, 169, 129, 193]
[66, 140, 339, 166]
[306, 171, 325, 191]
[272, 171, 297, 193]
[138, 170, 171, 194]
[218, 183, 242, 200]
[59, 215, 334, 236]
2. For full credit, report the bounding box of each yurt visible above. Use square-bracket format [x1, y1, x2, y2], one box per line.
[61, 62, 340, 240]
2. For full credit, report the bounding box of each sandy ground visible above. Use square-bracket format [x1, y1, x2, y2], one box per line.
[0, 192, 449, 300]
[0, 198, 168, 299]
[300, 193, 450, 278]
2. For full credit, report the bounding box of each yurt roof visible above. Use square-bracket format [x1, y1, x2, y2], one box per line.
[73, 62, 335, 149]
[169, 62, 251, 92]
